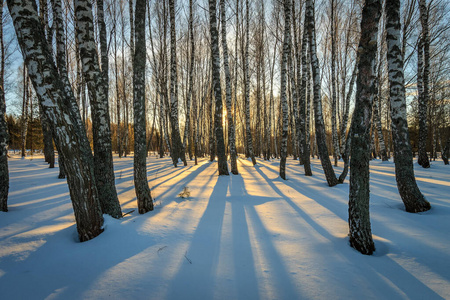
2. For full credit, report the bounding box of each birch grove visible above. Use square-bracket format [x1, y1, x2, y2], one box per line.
[2, 0, 447, 246]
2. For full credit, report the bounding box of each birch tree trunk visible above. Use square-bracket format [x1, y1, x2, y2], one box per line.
[348, 0, 381, 255]
[244, 0, 256, 165]
[279, 0, 291, 180]
[306, 52, 312, 159]
[385, 0, 431, 213]
[129, 0, 135, 68]
[339, 61, 355, 143]
[75, 0, 122, 218]
[133, 0, 153, 213]
[267, 14, 279, 161]
[292, 0, 301, 162]
[442, 137, 449, 165]
[289, 51, 298, 162]
[0, 2, 8, 212]
[257, 1, 267, 161]
[235, 0, 241, 159]
[221, 0, 238, 175]
[39, 102, 55, 167]
[339, 21, 358, 157]
[97, 0, 108, 99]
[113, 1, 122, 158]
[306, 0, 338, 186]
[417, 0, 430, 168]
[149, 1, 170, 158]
[209, 82, 215, 162]
[192, 78, 199, 165]
[37, 0, 55, 167]
[298, 4, 312, 176]
[121, 4, 129, 157]
[169, 0, 187, 167]
[183, 0, 194, 162]
[58, 154, 66, 179]
[260, 1, 268, 162]
[330, 0, 340, 166]
[21, 68, 29, 158]
[52, 0, 81, 181]
[52, 0, 85, 135]
[373, 66, 388, 161]
[209, 0, 229, 175]
[8, 0, 103, 241]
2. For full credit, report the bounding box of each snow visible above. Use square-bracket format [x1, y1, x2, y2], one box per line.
[1, 153, 449, 299]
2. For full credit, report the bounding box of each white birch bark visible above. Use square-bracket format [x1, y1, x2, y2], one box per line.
[330, 0, 340, 166]
[75, 0, 122, 218]
[442, 137, 449, 165]
[244, 0, 256, 165]
[306, 0, 338, 186]
[209, 0, 229, 175]
[133, 0, 153, 213]
[0, 2, 8, 212]
[373, 66, 388, 161]
[417, 0, 430, 168]
[20, 69, 29, 158]
[221, 0, 238, 174]
[348, 0, 381, 255]
[280, 0, 291, 180]
[385, 0, 431, 212]
[299, 4, 312, 175]
[183, 0, 194, 161]
[168, 0, 186, 167]
[339, 58, 357, 156]
[8, 0, 103, 241]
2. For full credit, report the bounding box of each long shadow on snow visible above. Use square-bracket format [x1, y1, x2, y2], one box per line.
[0, 218, 155, 300]
[252, 165, 337, 242]
[114, 162, 201, 210]
[253, 162, 445, 298]
[167, 172, 302, 299]
[119, 162, 213, 218]
[227, 173, 302, 299]
[152, 161, 211, 202]
[166, 175, 229, 299]
[231, 163, 305, 298]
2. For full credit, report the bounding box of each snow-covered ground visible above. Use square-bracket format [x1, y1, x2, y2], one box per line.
[1, 152, 449, 299]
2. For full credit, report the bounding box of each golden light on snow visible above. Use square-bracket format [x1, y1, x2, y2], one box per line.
[2, 153, 450, 299]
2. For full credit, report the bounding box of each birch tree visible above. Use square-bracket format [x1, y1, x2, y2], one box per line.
[97, 0, 108, 101]
[373, 60, 388, 161]
[330, 0, 339, 166]
[244, 0, 256, 165]
[112, 0, 122, 157]
[385, 0, 431, 212]
[280, 0, 291, 180]
[348, 0, 381, 255]
[267, 5, 279, 161]
[169, 0, 187, 167]
[183, 0, 194, 162]
[305, 0, 338, 186]
[20, 68, 29, 158]
[0, 2, 8, 212]
[75, 0, 122, 218]
[417, 0, 430, 168]
[8, 0, 103, 241]
[298, 2, 312, 176]
[209, 0, 229, 175]
[39, 102, 54, 168]
[442, 137, 449, 165]
[133, 0, 154, 213]
[221, 0, 238, 174]
[37, 1, 54, 167]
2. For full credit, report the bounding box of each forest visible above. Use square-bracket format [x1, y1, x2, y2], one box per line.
[0, 0, 449, 298]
